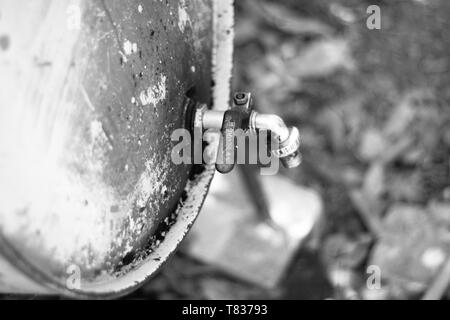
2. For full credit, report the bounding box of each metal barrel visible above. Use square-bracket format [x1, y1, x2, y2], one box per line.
[0, 0, 232, 298]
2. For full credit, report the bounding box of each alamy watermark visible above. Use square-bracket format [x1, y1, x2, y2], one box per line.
[366, 265, 382, 290]
[171, 128, 281, 176]
[367, 5, 381, 30]
[66, 264, 81, 290]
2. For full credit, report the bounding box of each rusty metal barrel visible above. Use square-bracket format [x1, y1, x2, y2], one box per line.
[0, 0, 233, 297]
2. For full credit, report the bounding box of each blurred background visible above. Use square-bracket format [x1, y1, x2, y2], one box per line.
[128, 0, 449, 300]
[3, 0, 449, 300]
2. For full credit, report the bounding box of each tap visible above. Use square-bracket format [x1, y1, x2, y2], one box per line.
[189, 92, 302, 174]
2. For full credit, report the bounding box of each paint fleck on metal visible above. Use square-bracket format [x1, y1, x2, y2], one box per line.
[139, 75, 167, 107]
[178, 0, 191, 33]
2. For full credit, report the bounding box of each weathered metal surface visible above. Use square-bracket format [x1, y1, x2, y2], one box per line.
[0, 0, 227, 297]
[212, 0, 234, 111]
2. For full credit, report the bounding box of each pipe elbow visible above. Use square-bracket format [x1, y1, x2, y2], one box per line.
[252, 113, 290, 142]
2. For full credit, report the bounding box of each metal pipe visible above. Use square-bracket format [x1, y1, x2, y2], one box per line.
[202, 110, 224, 130]
[199, 108, 302, 169]
[202, 110, 290, 143]
[251, 112, 290, 142]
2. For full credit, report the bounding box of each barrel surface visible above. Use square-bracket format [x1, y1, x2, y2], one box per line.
[0, 0, 217, 296]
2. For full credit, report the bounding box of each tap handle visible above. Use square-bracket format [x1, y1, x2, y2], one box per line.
[216, 110, 239, 174]
[215, 93, 253, 174]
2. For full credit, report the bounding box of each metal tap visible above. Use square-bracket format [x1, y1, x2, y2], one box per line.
[189, 92, 302, 174]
